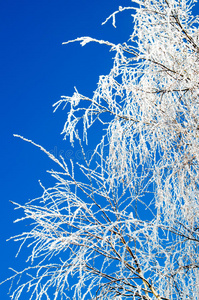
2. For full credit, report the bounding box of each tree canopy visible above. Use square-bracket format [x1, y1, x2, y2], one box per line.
[2, 0, 199, 299]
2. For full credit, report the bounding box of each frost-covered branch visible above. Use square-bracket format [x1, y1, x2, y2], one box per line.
[2, 0, 199, 299]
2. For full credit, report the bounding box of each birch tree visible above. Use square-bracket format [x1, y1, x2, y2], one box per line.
[2, 0, 199, 299]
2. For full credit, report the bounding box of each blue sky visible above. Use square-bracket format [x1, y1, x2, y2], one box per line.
[0, 0, 133, 298]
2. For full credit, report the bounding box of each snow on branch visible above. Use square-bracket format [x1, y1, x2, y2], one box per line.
[3, 0, 199, 299]
[102, 6, 137, 28]
[62, 36, 117, 48]
[13, 134, 68, 172]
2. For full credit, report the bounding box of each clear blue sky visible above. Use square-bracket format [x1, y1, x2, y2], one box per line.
[0, 0, 133, 298]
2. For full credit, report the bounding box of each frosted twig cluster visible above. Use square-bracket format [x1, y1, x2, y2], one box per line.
[2, 0, 199, 299]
